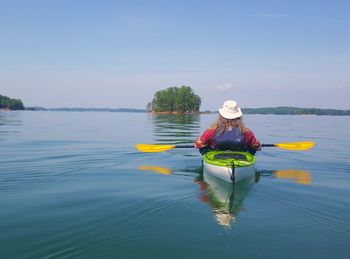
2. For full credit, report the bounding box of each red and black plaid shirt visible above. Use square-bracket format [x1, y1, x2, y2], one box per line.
[194, 127, 261, 151]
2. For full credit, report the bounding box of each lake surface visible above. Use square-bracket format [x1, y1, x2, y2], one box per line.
[1, 111, 349, 258]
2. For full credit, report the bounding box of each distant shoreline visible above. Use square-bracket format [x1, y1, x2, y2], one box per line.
[24, 107, 146, 113]
[20, 106, 350, 116]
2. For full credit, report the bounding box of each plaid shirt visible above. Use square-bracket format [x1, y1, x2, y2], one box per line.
[194, 127, 261, 151]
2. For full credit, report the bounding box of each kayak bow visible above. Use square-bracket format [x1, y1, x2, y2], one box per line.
[203, 150, 256, 183]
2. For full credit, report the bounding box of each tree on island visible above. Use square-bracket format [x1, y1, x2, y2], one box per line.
[0, 95, 25, 110]
[147, 86, 201, 113]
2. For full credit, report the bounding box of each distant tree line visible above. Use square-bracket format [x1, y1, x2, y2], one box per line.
[25, 107, 146, 112]
[242, 107, 350, 116]
[0, 95, 24, 110]
[147, 86, 201, 113]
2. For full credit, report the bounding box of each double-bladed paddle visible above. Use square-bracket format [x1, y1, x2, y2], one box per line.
[136, 141, 314, 153]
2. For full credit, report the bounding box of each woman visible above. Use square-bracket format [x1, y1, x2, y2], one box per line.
[194, 100, 261, 154]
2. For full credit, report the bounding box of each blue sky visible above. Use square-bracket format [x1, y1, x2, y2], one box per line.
[1, 0, 349, 110]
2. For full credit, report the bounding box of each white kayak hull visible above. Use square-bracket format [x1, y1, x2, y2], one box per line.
[203, 161, 255, 183]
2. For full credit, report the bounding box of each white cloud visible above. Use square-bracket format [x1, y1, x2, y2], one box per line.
[215, 83, 232, 91]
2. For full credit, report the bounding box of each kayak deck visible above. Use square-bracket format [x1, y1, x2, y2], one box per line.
[203, 150, 256, 183]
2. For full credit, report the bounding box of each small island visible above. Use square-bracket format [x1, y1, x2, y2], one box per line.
[145, 86, 349, 116]
[0, 94, 25, 110]
[147, 85, 201, 113]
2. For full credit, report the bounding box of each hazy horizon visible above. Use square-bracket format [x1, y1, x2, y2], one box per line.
[23, 104, 349, 111]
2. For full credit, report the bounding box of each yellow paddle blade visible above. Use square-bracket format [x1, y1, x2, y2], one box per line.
[138, 165, 172, 175]
[276, 141, 314, 151]
[274, 169, 312, 184]
[136, 144, 176, 153]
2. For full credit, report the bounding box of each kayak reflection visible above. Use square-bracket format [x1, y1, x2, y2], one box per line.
[137, 164, 311, 229]
[197, 168, 311, 228]
[137, 163, 254, 228]
[196, 169, 257, 229]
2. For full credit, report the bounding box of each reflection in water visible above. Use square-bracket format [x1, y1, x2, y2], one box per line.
[137, 163, 311, 229]
[151, 114, 200, 144]
[197, 170, 256, 228]
[138, 165, 171, 175]
[258, 169, 312, 185]
[137, 164, 202, 178]
[197, 168, 311, 228]
[0, 111, 22, 141]
[274, 169, 311, 184]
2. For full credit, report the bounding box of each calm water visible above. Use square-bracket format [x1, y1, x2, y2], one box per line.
[1, 111, 349, 258]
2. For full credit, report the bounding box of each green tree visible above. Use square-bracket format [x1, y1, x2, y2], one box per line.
[149, 85, 201, 113]
[0, 95, 25, 110]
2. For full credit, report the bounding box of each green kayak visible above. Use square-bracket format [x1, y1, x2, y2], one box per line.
[203, 150, 256, 183]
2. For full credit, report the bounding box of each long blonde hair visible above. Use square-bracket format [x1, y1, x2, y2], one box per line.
[210, 114, 247, 135]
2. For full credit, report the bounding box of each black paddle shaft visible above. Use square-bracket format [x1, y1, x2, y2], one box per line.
[174, 145, 195, 148]
[177, 144, 276, 148]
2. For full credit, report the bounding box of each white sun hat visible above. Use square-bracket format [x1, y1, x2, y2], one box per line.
[218, 100, 243, 119]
